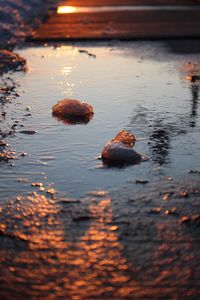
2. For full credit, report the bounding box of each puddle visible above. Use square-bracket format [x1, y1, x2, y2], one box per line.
[0, 40, 200, 299]
[0, 41, 199, 200]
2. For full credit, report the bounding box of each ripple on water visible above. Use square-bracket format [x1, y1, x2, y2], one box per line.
[0, 179, 199, 299]
[1, 43, 200, 200]
[0, 193, 133, 299]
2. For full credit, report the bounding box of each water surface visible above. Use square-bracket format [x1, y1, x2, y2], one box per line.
[0, 41, 200, 299]
[1, 41, 199, 200]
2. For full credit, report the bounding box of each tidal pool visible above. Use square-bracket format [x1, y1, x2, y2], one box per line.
[0, 41, 199, 200]
[0, 41, 200, 299]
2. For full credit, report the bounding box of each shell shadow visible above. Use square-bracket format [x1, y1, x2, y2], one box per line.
[101, 157, 141, 169]
[52, 113, 93, 125]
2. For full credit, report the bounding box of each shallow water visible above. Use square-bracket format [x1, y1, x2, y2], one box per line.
[0, 41, 200, 299]
[0, 41, 199, 200]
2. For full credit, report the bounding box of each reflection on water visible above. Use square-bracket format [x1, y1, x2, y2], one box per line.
[190, 83, 199, 127]
[53, 114, 93, 125]
[149, 125, 170, 165]
[0, 193, 131, 299]
[128, 60, 200, 166]
[180, 61, 200, 127]
[0, 183, 200, 299]
[0, 43, 199, 200]
[112, 180, 200, 298]
[0, 41, 199, 299]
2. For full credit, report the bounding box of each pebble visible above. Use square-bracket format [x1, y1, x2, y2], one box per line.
[163, 193, 170, 201]
[188, 169, 200, 174]
[21, 152, 27, 157]
[150, 207, 162, 214]
[78, 49, 96, 58]
[19, 130, 37, 135]
[46, 188, 56, 197]
[164, 207, 177, 215]
[86, 190, 109, 197]
[190, 75, 200, 82]
[180, 216, 190, 223]
[179, 191, 189, 198]
[0, 140, 8, 147]
[167, 176, 173, 181]
[31, 182, 43, 187]
[135, 179, 149, 184]
[180, 214, 200, 225]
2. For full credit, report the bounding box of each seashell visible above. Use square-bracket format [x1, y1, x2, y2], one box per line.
[52, 99, 93, 124]
[111, 130, 136, 147]
[102, 141, 141, 164]
[102, 130, 141, 165]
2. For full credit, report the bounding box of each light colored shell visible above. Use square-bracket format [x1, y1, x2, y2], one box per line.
[52, 99, 93, 120]
[102, 130, 141, 164]
[102, 141, 141, 163]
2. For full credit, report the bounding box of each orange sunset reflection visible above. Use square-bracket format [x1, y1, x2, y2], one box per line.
[0, 190, 199, 299]
[0, 193, 134, 298]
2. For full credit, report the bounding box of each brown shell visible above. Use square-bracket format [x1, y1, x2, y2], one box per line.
[52, 99, 93, 118]
[52, 99, 93, 124]
[112, 130, 136, 147]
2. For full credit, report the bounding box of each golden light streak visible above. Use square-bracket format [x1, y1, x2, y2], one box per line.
[57, 6, 76, 14]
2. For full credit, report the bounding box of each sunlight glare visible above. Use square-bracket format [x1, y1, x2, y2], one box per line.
[57, 6, 76, 14]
